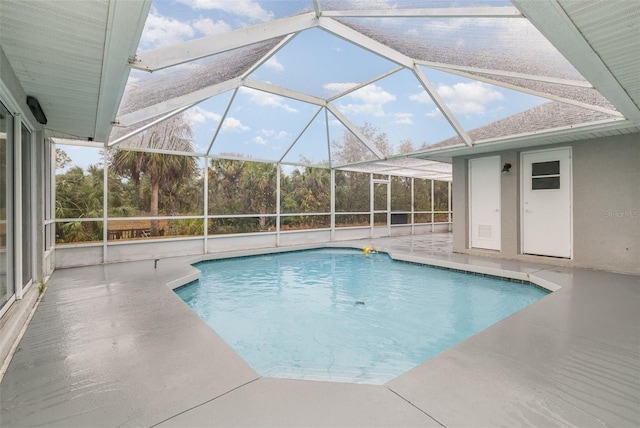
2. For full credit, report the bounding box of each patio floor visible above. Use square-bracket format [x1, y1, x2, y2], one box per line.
[1, 233, 638, 427]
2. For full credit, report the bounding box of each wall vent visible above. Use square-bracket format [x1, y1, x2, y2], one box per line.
[478, 224, 493, 239]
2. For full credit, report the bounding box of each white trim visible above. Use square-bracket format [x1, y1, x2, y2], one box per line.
[326, 104, 385, 159]
[412, 65, 473, 146]
[13, 115, 22, 299]
[132, 12, 319, 72]
[318, 17, 413, 68]
[115, 77, 240, 128]
[418, 61, 592, 88]
[206, 88, 238, 156]
[420, 64, 622, 118]
[0, 295, 16, 320]
[243, 79, 326, 106]
[109, 103, 195, 147]
[321, 7, 522, 18]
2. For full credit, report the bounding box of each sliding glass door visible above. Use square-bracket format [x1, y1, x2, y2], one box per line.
[0, 102, 13, 311]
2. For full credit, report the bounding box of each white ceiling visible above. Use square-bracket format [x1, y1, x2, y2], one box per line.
[0, 0, 151, 141]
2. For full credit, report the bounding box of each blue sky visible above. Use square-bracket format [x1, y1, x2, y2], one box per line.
[95, 0, 555, 169]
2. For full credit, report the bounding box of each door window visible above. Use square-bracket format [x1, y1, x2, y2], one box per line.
[531, 160, 560, 190]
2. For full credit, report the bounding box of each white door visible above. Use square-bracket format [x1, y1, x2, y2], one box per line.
[469, 156, 501, 251]
[522, 148, 572, 258]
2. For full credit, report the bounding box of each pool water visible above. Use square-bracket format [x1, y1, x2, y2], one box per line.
[177, 249, 548, 384]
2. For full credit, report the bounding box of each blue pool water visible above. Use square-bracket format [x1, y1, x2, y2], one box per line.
[177, 249, 548, 384]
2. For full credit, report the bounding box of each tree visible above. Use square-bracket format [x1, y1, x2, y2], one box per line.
[56, 148, 72, 170]
[331, 122, 392, 165]
[110, 114, 197, 236]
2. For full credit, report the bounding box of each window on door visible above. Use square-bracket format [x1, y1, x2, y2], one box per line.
[531, 160, 560, 190]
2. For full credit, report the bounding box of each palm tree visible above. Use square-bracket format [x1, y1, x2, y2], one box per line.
[110, 114, 197, 236]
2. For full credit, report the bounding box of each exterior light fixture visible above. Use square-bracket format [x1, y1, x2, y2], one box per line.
[26, 96, 47, 125]
[501, 162, 512, 173]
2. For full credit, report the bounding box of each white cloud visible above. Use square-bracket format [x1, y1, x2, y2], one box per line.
[140, 11, 195, 48]
[252, 136, 267, 145]
[323, 82, 358, 97]
[221, 117, 250, 132]
[412, 81, 504, 117]
[259, 129, 287, 139]
[409, 91, 434, 105]
[336, 84, 396, 117]
[184, 107, 221, 124]
[264, 56, 284, 72]
[394, 112, 413, 125]
[176, 0, 273, 22]
[437, 81, 504, 115]
[192, 17, 232, 36]
[239, 88, 298, 113]
[426, 109, 443, 119]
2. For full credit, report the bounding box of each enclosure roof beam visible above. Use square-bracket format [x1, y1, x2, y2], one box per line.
[131, 12, 318, 72]
[412, 65, 473, 146]
[511, 0, 640, 122]
[317, 17, 414, 68]
[422, 64, 623, 118]
[115, 77, 241, 128]
[417, 61, 593, 88]
[322, 7, 522, 18]
[326, 104, 385, 160]
[243, 79, 326, 106]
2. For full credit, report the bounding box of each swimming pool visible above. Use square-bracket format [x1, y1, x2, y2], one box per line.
[177, 248, 548, 384]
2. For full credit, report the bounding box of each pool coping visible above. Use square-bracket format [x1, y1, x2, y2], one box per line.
[2, 234, 638, 427]
[168, 243, 561, 292]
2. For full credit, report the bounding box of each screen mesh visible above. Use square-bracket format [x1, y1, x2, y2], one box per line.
[118, 38, 284, 116]
[335, 17, 585, 81]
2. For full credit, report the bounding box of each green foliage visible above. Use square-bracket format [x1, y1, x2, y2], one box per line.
[54, 118, 451, 242]
[391, 176, 411, 212]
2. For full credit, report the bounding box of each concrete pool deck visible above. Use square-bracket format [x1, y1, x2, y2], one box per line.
[1, 233, 638, 427]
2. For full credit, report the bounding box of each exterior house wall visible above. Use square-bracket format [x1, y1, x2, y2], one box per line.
[453, 133, 640, 275]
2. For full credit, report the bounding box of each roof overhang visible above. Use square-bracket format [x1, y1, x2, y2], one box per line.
[0, 0, 151, 141]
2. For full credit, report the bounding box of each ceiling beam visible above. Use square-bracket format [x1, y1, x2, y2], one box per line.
[205, 87, 238, 156]
[131, 12, 318, 72]
[313, 0, 321, 18]
[412, 65, 473, 146]
[94, 0, 152, 141]
[326, 104, 385, 160]
[421, 64, 623, 118]
[109, 103, 194, 147]
[279, 106, 324, 163]
[243, 79, 326, 106]
[115, 77, 241, 127]
[511, 0, 640, 121]
[240, 33, 297, 79]
[327, 66, 404, 102]
[322, 7, 522, 18]
[417, 60, 592, 88]
[317, 17, 414, 68]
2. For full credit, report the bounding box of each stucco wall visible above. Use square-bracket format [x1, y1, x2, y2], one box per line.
[453, 133, 640, 275]
[572, 135, 640, 273]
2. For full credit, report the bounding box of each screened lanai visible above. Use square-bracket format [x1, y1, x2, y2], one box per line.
[1, 2, 640, 426]
[1, 0, 638, 269]
[35, 0, 638, 259]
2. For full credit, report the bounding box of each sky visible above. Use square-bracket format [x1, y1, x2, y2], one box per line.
[70, 0, 558, 170]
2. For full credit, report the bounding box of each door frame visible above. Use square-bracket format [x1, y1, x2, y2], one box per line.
[520, 147, 573, 258]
